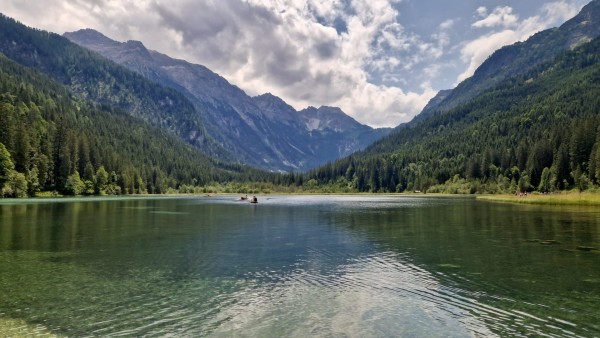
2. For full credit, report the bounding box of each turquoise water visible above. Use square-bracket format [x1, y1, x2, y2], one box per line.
[0, 195, 599, 337]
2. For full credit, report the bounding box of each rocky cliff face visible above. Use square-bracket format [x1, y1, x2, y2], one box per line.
[65, 29, 390, 171]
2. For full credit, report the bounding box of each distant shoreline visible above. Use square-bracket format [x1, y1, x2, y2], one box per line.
[477, 192, 600, 206]
[3, 191, 599, 206]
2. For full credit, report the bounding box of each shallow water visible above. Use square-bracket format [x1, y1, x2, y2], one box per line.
[0, 195, 599, 337]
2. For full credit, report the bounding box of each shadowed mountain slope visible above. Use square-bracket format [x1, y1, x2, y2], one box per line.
[64, 29, 391, 171]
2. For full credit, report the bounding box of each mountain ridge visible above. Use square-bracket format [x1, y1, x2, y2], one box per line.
[414, 0, 600, 123]
[0, 46, 268, 197]
[302, 1, 600, 193]
[0, 14, 233, 162]
[64, 29, 390, 171]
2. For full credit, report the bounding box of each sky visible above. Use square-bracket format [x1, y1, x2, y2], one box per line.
[2, 0, 591, 127]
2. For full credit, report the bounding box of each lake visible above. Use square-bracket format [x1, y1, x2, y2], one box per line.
[0, 195, 599, 337]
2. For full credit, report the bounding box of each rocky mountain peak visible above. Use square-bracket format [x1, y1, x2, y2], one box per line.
[65, 30, 153, 60]
[63, 29, 118, 47]
[64, 28, 390, 171]
[300, 106, 367, 133]
[252, 93, 297, 120]
[253, 93, 289, 107]
[124, 39, 146, 50]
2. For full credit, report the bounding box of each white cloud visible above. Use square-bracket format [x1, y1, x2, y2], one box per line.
[144, 0, 436, 127]
[472, 6, 519, 29]
[9, 0, 425, 128]
[540, 1, 583, 24]
[457, 30, 519, 83]
[307, 0, 344, 22]
[336, 82, 436, 128]
[439, 19, 455, 31]
[476, 6, 488, 18]
[1, 0, 586, 128]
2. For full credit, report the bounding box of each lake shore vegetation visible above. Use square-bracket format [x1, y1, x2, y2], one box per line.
[477, 190, 600, 206]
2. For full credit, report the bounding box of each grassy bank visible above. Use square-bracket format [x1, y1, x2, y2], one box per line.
[0, 317, 58, 337]
[477, 191, 600, 206]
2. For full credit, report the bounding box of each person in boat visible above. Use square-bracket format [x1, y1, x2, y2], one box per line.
[251, 196, 258, 203]
[241, 195, 248, 200]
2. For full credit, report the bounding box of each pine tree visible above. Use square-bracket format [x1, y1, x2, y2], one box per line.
[0, 142, 15, 188]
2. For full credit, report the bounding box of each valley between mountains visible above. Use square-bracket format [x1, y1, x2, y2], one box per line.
[1, 0, 600, 197]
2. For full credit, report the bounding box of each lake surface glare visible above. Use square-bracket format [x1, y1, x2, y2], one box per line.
[1, 195, 599, 337]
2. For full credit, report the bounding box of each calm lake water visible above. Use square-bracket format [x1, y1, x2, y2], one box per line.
[0, 195, 599, 337]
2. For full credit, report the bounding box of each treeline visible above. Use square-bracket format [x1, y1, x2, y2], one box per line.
[2, 13, 599, 197]
[299, 36, 600, 193]
[0, 53, 269, 197]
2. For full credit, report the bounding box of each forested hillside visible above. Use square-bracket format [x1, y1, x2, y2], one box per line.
[2, 8, 599, 197]
[64, 29, 390, 172]
[0, 14, 231, 161]
[0, 53, 266, 197]
[303, 36, 600, 193]
[414, 0, 600, 123]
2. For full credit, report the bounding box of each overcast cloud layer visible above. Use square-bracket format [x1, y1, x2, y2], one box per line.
[2, 0, 589, 127]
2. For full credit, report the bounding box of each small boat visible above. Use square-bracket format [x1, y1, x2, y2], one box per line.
[250, 196, 258, 203]
[240, 196, 249, 201]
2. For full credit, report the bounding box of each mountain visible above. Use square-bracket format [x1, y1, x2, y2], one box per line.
[303, 3, 600, 193]
[0, 15, 233, 163]
[64, 29, 390, 171]
[406, 89, 452, 127]
[300, 106, 371, 133]
[0, 49, 266, 197]
[416, 0, 600, 122]
[296, 106, 387, 164]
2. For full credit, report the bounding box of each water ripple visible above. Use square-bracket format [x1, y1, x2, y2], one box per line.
[4, 196, 597, 337]
[193, 249, 589, 338]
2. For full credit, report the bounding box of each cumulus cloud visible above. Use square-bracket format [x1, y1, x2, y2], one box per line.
[144, 0, 438, 127]
[476, 7, 488, 18]
[1, 0, 587, 127]
[457, 30, 520, 83]
[439, 19, 455, 31]
[457, 1, 584, 83]
[540, 1, 583, 24]
[472, 6, 519, 29]
[4, 0, 441, 127]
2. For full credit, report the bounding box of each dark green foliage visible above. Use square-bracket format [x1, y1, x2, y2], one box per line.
[0, 14, 284, 197]
[2, 11, 599, 196]
[0, 142, 14, 185]
[0, 14, 229, 161]
[302, 37, 600, 193]
[0, 53, 271, 196]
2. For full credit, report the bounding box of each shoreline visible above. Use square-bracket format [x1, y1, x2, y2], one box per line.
[2, 191, 465, 199]
[476, 192, 600, 206]
[3, 191, 600, 206]
[0, 317, 58, 338]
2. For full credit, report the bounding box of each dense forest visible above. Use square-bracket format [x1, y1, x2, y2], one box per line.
[2, 35, 599, 197]
[2, 13, 600, 197]
[301, 37, 600, 194]
[415, 0, 600, 122]
[0, 14, 231, 161]
[0, 53, 271, 197]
